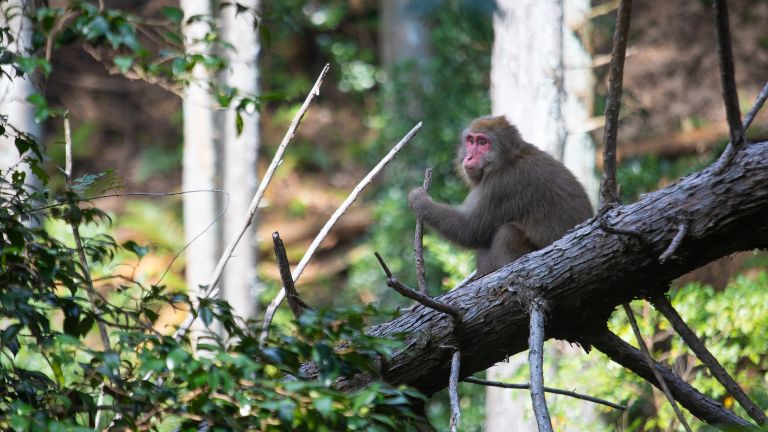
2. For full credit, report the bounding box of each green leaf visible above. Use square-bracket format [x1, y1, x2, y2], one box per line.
[161, 7, 184, 24]
[312, 396, 334, 418]
[14, 136, 30, 155]
[114, 55, 133, 73]
[235, 111, 244, 135]
[122, 240, 149, 258]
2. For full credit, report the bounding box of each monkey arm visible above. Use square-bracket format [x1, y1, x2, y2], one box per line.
[408, 188, 492, 248]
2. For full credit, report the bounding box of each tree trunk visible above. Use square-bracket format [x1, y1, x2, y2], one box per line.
[0, 0, 42, 198]
[219, 0, 261, 322]
[181, 0, 218, 338]
[362, 141, 767, 427]
[489, 0, 596, 428]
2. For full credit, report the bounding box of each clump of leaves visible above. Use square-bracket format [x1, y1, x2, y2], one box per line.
[0, 121, 423, 431]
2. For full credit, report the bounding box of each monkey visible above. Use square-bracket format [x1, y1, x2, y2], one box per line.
[408, 115, 593, 276]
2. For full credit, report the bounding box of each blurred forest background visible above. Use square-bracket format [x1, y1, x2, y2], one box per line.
[2, 0, 768, 430]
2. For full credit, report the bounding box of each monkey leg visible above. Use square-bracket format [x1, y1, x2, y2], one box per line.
[476, 222, 538, 276]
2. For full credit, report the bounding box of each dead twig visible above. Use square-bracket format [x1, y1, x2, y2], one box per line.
[259, 122, 423, 345]
[623, 304, 692, 432]
[374, 252, 463, 326]
[599, 0, 633, 208]
[449, 350, 461, 432]
[463, 377, 626, 410]
[712, 0, 746, 173]
[743, 81, 768, 131]
[528, 300, 554, 432]
[272, 232, 312, 319]
[651, 295, 768, 424]
[414, 167, 433, 295]
[659, 222, 688, 263]
[714, 0, 744, 148]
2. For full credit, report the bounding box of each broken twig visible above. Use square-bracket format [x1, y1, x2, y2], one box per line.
[659, 222, 688, 263]
[272, 232, 312, 318]
[375, 252, 462, 326]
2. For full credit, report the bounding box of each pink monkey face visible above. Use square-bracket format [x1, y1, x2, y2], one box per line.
[463, 132, 491, 173]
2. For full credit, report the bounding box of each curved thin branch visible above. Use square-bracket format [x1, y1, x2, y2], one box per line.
[259, 122, 423, 345]
[463, 377, 626, 411]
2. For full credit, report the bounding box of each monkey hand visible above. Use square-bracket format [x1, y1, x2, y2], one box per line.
[408, 187, 431, 216]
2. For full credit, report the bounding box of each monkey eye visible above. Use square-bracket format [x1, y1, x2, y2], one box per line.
[477, 137, 488, 146]
[466, 136, 474, 145]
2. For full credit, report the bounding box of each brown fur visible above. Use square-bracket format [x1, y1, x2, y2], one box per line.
[408, 115, 593, 276]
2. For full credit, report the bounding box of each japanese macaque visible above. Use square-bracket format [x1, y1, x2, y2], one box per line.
[408, 115, 593, 276]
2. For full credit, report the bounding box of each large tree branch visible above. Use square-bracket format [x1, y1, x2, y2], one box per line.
[359, 141, 768, 425]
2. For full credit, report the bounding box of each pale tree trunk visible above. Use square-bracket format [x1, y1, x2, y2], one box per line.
[379, 0, 430, 71]
[219, 1, 261, 322]
[0, 0, 42, 195]
[379, 0, 431, 118]
[181, 0, 218, 338]
[488, 0, 597, 430]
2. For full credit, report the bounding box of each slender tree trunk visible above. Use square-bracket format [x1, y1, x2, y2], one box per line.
[0, 0, 42, 197]
[181, 0, 218, 338]
[219, 0, 261, 322]
[489, 1, 597, 429]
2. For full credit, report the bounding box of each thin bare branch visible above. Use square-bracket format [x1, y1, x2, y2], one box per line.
[375, 252, 463, 326]
[463, 377, 626, 410]
[528, 301, 554, 432]
[599, 0, 633, 208]
[64, 112, 111, 428]
[259, 122, 423, 345]
[714, 0, 744, 148]
[272, 232, 312, 319]
[651, 295, 767, 424]
[587, 329, 751, 427]
[174, 64, 330, 342]
[659, 222, 688, 263]
[414, 167, 433, 295]
[623, 304, 693, 432]
[743, 81, 768, 131]
[449, 350, 461, 432]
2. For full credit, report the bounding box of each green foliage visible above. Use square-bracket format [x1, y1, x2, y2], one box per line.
[0, 129, 425, 430]
[0, 20, 426, 423]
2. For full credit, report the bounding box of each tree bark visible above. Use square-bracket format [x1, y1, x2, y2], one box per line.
[219, 0, 261, 321]
[363, 141, 768, 424]
[181, 0, 218, 338]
